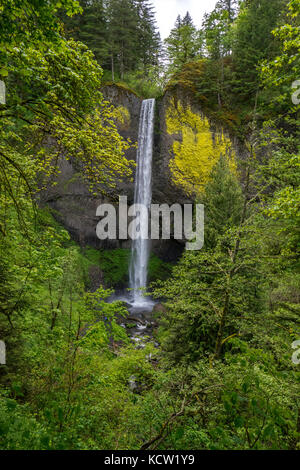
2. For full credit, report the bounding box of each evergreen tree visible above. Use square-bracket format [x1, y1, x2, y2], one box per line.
[62, 0, 110, 67]
[134, 0, 161, 72]
[202, 0, 238, 60]
[107, 0, 140, 79]
[203, 155, 244, 248]
[232, 0, 287, 98]
[201, 1, 239, 107]
[164, 12, 203, 76]
[61, 0, 160, 79]
[153, 156, 262, 363]
[221, 0, 239, 21]
[182, 11, 193, 27]
[259, 0, 300, 267]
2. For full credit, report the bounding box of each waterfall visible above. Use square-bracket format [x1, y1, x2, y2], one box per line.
[129, 98, 155, 307]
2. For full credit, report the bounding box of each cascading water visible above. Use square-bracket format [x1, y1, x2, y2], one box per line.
[129, 98, 155, 308]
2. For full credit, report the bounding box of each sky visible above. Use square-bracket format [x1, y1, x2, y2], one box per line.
[152, 0, 218, 39]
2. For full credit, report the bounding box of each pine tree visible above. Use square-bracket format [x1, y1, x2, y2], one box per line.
[164, 12, 203, 76]
[61, 0, 161, 79]
[62, 0, 110, 67]
[107, 0, 138, 79]
[107, 0, 161, 79]
[182, 11, 193, 27]
[221, 0, 239, 22]
[202, 0, 238, 60]
[134, 0, 161, 72]
[232, 0, 286, 97]
[203, 155, 244, 248]
[153, 156, 262, 362]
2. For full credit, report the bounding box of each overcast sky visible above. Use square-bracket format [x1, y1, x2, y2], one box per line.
[152, 0, 217, 39]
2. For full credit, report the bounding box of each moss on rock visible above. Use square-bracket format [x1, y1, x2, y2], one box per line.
[166, 98, 236, 196]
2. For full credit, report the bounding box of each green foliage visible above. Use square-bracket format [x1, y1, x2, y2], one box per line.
[202, 0, 238, 60]
[148, 255, 172, 283]
[61, 0, 110, 65]
[260, 0, 300, 110]
[0, 392, 49, 450]
[152, 156, 259, 362]
[231, 0, 287, 99]
[98, 248, 130, 287]
[203, 155, 243, 247]
[166, 98, 236, 194]
[93, 248, 172, 287]
[258, 0, 300, 267]
[113, 69, 164, 99]
[165, 0, 287, 134]
[0, 0, 82, 52]
[164, 12, 204, 78]
[0, 203, 150, 451]
[63, 0, 161, 83]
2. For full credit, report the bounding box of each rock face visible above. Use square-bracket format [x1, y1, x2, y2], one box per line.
[152, 95, 191, 206]
[40, 83, 245, 262]
[41, 156, 106, 248]
[101, 84, 142, 203]
[40, 85, 141, 250]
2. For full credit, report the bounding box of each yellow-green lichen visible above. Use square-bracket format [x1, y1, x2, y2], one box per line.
[112, 105, 131, 130]
[166, 98, 236, 195]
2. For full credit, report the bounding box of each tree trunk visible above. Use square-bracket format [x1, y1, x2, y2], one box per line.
[214, 292, 229, 359]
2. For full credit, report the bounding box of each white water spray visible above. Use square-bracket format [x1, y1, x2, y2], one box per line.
[129, 99, 155, 307]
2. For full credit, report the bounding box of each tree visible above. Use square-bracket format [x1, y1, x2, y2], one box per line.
[134, 0, 161, 72]
[0, 0, 82, 50]
[260, 0, 300, 110]
[201, 1, 239, 108]
[221, 0, 239, 22]
[258, 0, 300, 266]
[153, 155, 263, 363]
[61, 0, 111, 67]
[0, 0, 134, 333]
[164, 12, 204, 76]
[203, 154, 244, 248]
[202, 0, 238, 60]
[232, 0, 287, 98]
[61, 0, 161, 80]
[0, 1, 133, 201]
[182, 11, 193, 27]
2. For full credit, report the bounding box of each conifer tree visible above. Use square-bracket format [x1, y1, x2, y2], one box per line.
[107, 0, 139, 79]
[153, 156, 261, 362]
[202, 0, 238, 60]
[63, 0, 161, 79]
[232, 0, 286, 97]
[134, 0, 161, 72]
[164, 12, 203, 76]
[62, 0, 110, 66]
